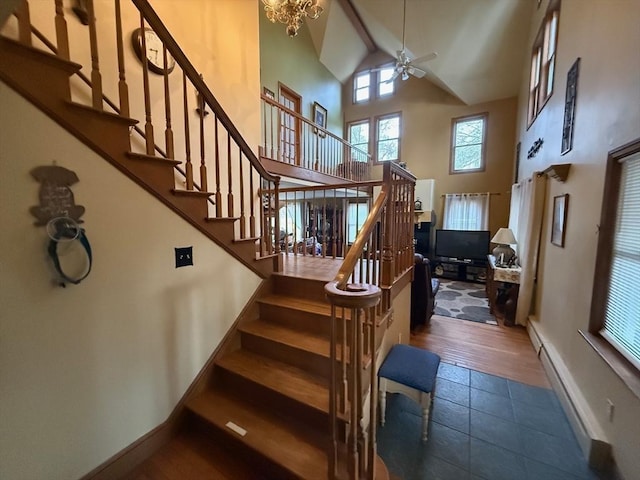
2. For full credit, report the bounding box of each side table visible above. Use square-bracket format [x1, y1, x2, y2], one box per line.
[486, 255, 521, 326]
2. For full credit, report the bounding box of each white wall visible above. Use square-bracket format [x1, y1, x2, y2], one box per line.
[515, 1, 640, 477]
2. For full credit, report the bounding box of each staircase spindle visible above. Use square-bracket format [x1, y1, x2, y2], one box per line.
[114, 0, 130, 118]
[163, 46, 174, 159]
[227, 132, 233, 217]
[199, 89, 207, 191]
[214, 117, 222, 217]
[53, 0, 69, 60]
[249, 163, 256, 239]
[86, 0, 103, 110]
[182, 72, 193, 190]
[15, 0, 32, 46]
[139, 14, 154, 154]
[274, 179, 281, 255]
[239, 146, 246, 238]
[367, 306, 377, 480]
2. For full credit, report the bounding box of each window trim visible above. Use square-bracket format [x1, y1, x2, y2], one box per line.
[449, 113, 488, 175]
[346, 118, 371, 161]
[377, 64, 396, 98]
[353, 71, 371, 104]
[374, 112, 402, 164]
[352, 63, 397, 104]
[584, 137, 640, 399]
[527, 0, 561, 127]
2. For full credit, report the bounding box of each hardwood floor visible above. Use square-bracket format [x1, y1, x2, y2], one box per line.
[411, 314, 550, 388]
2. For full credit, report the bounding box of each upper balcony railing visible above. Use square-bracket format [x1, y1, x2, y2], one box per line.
[260, 94, 372, 183]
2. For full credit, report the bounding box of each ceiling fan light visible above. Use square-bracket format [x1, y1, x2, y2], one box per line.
[402, 71, 409, 81]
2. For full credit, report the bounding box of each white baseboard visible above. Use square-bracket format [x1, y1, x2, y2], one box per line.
[526, 318, 612, 470]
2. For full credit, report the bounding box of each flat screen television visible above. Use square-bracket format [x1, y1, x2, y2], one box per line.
[435, 229, 490, 262]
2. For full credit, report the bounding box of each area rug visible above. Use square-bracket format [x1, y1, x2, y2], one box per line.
[434, 279, 498, 325]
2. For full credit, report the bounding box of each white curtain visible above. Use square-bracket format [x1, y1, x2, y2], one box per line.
[443, 193, 490, 230]
[508, 175, 547, 326]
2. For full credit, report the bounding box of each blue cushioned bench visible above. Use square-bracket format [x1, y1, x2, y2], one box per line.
[378, 344, 440, 441]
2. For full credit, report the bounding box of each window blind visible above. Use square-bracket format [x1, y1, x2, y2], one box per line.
[601, 152, 640, 369]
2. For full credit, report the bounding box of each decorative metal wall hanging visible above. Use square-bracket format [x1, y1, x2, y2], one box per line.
[30, 164, 85, 226]
[561, 58, 580, 155]
[527, 138, 544, 159]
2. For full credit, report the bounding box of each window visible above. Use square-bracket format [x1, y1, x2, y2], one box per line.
[347, 120, 370, 161]
[528, 1, 560, 125]
[451, 114, 487, 173]
[378, 66, 396, 97]
[353, 71, 371, 103]
[442, 194, 490, 231]
[347, 202, 369, 243]
[375, 113, 401, 162]
[352, 64, 396, 103]
[589, 139, 640, 373]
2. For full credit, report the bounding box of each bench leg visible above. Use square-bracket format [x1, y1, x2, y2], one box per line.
[420, 392, 432, 442]
[379, 386, 387, 426]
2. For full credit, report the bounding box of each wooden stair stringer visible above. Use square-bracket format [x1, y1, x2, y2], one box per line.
[0, 37, 275, 278]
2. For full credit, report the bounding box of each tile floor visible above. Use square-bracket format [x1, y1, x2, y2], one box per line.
[377, 362, 615, 480]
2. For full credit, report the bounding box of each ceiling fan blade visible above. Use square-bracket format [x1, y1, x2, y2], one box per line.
[383, 68, 402, 83]
[412, 52, 438, 65]
[408, 66, 427, 78]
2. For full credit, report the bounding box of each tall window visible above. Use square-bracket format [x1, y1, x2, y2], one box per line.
[378, 66, 396, 97]
[528, 1, 560, 125]
[347, 120, 370, 161]
[451, 113, 487, 173]
[353, 71, 371, 103]
[376, 113, 401, 162]
[443, 194, 490, 231]
[589, 139, 640, 372]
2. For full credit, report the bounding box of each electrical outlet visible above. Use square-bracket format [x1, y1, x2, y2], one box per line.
[175, 246, 193, 268]
[606, 399, 615, 422]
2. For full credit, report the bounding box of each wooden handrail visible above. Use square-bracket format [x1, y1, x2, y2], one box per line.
[131, 0, 278, 184]
[275, 180, 381, 193]
[335, 187, 387, 289]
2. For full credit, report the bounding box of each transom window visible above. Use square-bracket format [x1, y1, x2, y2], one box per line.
[376, 113, 401, 162]
[450, 113, 487, 174]
[352, 64, 396, 103]
[528, 1, 560, 125]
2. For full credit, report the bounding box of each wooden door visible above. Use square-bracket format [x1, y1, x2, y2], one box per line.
[278, 84, 301, 165]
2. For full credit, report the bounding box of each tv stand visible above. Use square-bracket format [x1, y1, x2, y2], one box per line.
[433, 257, 487, 283]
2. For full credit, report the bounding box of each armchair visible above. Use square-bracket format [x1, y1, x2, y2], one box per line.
[411, 253, 440, 329]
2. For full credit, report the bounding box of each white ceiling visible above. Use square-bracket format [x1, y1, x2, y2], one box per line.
[310, 0, 535, 105]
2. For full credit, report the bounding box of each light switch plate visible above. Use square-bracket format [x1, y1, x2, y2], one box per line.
[175, 246, 193, 268]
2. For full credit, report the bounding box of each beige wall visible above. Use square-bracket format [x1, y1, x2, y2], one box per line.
[343, 51, 518, 235]
[0, 1, 264, 478]
[260, 12, 344, 136]
[515, 1, 640, 478]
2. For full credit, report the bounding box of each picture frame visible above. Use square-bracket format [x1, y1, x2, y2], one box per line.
[561, 58, 580, 155]
[312, 101, 327, 137]
[551, 194, 569, 247]
[263, 87, 275, 100]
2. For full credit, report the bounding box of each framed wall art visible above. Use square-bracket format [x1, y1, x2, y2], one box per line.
[561, 58, 580, 155]
[551, 193, 569, 247]
[313, 101, 327, 137]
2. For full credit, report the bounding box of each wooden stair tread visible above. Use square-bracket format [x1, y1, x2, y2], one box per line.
[126, 151, 181, 166]
[241, 320, 330, 358]
[259, 293, 353, 319]
[187, 389, 328, 479]
[216, 349, 329, 414]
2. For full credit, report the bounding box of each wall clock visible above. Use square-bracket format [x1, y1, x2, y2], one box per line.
[131, 27, 175, 75]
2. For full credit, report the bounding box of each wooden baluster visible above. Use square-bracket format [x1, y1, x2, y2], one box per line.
[332, 189, 337, 258]
[15, 0, 31, 46]
[322, 190, 327, 258]
[341, 305, 348, 419]
[227, 132, 233, 217]
[199, 88, 207, 191]
[140, 15, 154, 154]
[182, 73, 193, 190]
[54, 0, 69, 60]
[214, 117, 222, 217]
[274, 179, 281, 255]
[249, 164, 256, 239]
[114, 0, 129, 118]
[349, 306, 360, 479]
[87, 0, 103, 110]
[367, 305, 378, 480]
[329, 304, 338, 480]
[269, 102, 275, 159]
[163, 46, 174, 159]
[239, 147, 246, 238]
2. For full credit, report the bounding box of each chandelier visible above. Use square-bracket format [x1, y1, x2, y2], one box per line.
[262, 0, 324, 37]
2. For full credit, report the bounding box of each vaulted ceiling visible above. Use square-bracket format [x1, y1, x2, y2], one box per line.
[306, 0, 535, 105]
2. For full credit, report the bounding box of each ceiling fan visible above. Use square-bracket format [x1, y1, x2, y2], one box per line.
[380, 0, 438, 82]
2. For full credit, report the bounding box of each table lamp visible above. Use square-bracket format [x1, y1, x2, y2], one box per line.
[491, 228, 517, 266]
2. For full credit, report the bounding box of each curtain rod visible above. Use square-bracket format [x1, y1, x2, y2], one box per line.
[440, 192, 501, 197]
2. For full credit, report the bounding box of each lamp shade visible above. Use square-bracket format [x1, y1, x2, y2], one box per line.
[491, 228, 517, 245]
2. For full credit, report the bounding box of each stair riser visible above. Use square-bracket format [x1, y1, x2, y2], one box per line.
[273, 275, 329, 303]
[241, 332, 330, 379]
[258, 303, 354, 339]
[215, 367, 330, 433]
